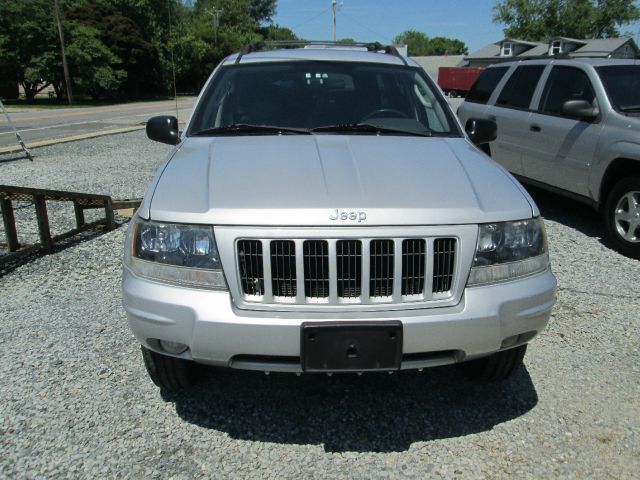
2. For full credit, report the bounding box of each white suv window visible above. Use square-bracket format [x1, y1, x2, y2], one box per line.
[539, 66, 595, 116]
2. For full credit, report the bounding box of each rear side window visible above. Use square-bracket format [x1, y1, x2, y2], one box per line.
[465, 67, 509, 104]
[539, 66, 595, 115]
[496, 65, 545, 109]
[596, 65, 640, 113]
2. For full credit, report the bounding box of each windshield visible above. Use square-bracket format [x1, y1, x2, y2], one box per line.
[596, 65, 640, 115]
[188, 60, 460, 136]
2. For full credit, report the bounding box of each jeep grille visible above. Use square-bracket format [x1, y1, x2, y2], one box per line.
[236, 237, 457, 305]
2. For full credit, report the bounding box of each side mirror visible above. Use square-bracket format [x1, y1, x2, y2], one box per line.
[465, 118, 497, 146]
[146, 115, 180, 145]
[561, 100, 599, 120]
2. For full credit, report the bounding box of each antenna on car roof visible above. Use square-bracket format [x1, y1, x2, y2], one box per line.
[234, 40, 408, 66]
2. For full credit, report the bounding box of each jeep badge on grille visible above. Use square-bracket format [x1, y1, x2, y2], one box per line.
[329, 209, 367, 222]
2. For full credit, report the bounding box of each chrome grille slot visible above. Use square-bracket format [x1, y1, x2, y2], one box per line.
[433, 238, 456, 293]
[237, 240, 264, 296]
[336, 240, 362, 298]
[370, 239, 394, 297]
[270, 240, 296, 297]
[402, 239, 426, 295]
[303, 240, 329, 298]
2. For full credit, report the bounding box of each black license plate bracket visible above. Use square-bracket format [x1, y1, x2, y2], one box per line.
[301, 321, 402, 372]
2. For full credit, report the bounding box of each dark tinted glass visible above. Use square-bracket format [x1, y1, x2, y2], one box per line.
[596, 65, 640, 114]
[540, 66, 595, 115]
[188, 61, 459, 135]
[496, 65, 545, 109]
[465, 67, 509, 104]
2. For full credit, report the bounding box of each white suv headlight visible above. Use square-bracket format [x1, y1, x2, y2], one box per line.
[124, 217, 227, 289]
[468, 217, 549, 286]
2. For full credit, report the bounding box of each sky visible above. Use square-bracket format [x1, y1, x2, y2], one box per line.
[272, 0, 640, 54]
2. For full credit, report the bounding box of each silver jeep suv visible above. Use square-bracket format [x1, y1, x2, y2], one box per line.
[122, 42, 556, 391]
[458, 58, 640, 258]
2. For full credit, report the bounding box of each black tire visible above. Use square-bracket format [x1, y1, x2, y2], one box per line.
[141, 345, 204, 392]
[460, 344, 527, 382]
[603, 177, 640, 259]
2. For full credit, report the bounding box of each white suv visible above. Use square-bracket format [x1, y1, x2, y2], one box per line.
[122, 42, 556, 391]
[458, 58, 640, 258]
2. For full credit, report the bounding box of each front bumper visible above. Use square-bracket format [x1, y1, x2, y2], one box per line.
[122, 267, 556, 372]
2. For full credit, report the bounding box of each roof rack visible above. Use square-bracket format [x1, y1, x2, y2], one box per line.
[491, 53, 576, 63]
[234, 40, 408, 66]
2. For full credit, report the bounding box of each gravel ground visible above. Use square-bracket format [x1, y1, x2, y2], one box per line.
[1, 133, 639, 479]
[0, 132, 171, 254]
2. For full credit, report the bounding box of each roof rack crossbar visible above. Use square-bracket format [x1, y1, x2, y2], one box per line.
[234, 40, 408, 65]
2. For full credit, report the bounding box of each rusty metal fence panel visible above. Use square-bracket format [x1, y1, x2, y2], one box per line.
[0, 185, 140, 266]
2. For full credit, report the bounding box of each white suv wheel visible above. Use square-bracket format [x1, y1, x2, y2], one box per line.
[613, 190, 640, 243]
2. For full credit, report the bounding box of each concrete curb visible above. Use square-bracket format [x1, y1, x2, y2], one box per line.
[0, 125, 145, 154]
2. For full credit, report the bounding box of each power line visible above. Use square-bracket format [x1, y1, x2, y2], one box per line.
[338, 10, 392, 43]
[290, 5, 333, 31]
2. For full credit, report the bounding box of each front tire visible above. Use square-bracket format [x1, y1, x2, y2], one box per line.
[141, 346, 204, 392]
[460, 344, 527, 382]
[604, 177, 640, 259]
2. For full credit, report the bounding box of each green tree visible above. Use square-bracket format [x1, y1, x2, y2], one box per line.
[427, 36, 469, 55]
[65, 24, 127, 98]
[259, 24, 298, 41]
[0, 0, 59, 100]
[392, 30, 468, 56]
[172, 0, 293, 91]
[67, 3, 159, 98]
[0, 0, 321, 100]
[248, 0, 277, 24]
[493, 0, 640, 40]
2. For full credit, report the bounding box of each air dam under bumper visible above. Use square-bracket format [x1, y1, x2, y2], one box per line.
[122, 267, 556, 372]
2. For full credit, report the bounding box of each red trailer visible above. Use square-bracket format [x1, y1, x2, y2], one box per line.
[437, 67, 485, 98]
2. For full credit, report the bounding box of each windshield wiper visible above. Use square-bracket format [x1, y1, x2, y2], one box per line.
[311, 123, 432, 137]
[192, 124, 311, 136]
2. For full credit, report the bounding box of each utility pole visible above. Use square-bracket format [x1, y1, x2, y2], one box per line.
[332, 0, 337, 41]
[207, 7, 224, 45]
[53, 0, 73, 105]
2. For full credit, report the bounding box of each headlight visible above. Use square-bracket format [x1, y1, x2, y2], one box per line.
[468, 217, 549, 286]
[124, 217, 227, 290]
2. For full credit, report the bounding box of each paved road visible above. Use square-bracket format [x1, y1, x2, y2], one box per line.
[0, 98, 195, 149]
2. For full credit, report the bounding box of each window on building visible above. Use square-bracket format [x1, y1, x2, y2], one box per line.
[501, 42, 513, 56]
[550, 40, 562, 55]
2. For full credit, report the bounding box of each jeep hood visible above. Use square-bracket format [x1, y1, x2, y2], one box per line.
[145, 135, 535, 226]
